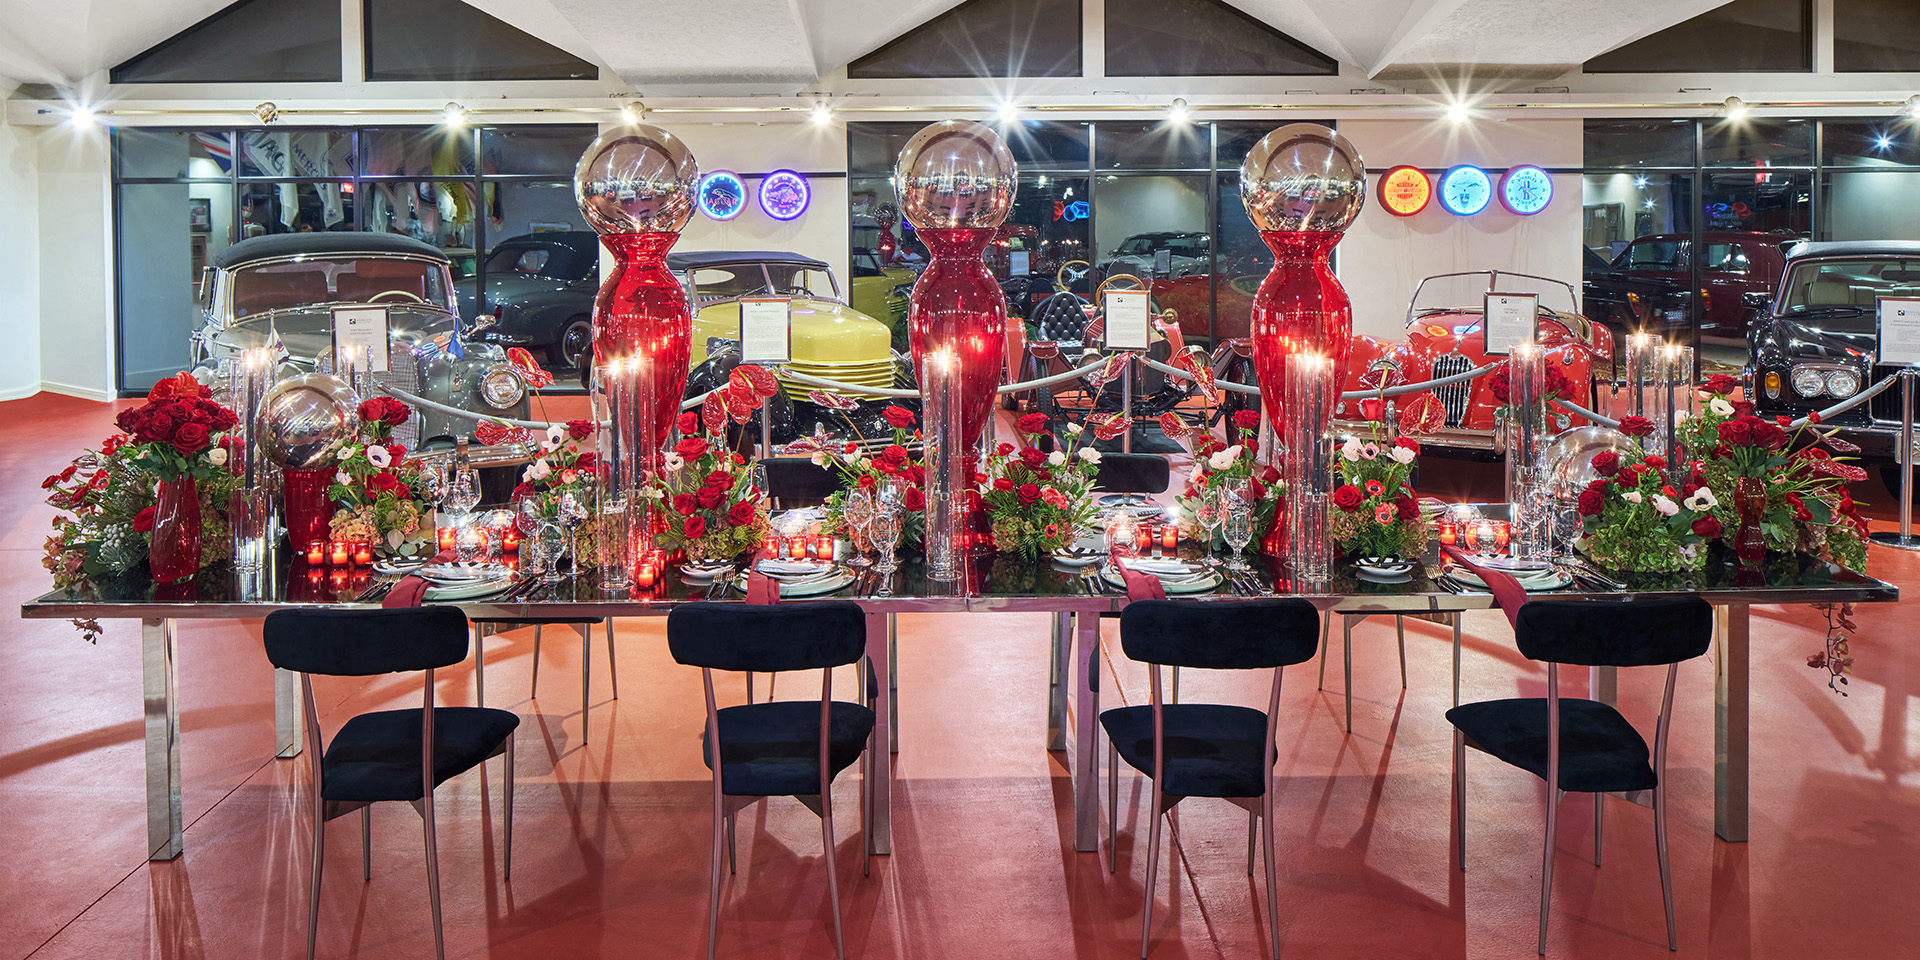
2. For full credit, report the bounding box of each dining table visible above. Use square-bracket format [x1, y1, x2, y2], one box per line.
[21, 531, 1898, 863]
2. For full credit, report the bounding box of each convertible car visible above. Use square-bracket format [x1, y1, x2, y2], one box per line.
[189, 232, 531, 454]
[1338, 271, 1616, 457]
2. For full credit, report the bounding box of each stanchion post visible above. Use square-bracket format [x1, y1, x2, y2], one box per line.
[1120, 360, 1133, 454]
[1871, 369, 1920, 550]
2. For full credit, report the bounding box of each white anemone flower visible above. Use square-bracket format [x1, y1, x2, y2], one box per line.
[1208, 445, 1242, 471]
[527, 459, 552, 481]
[1079, 447, 1103, 464]
[1048, 450, 1067, 466]
[1652, 494, 1679, 517]
[1684, 488, 1719, 512]
[1341, 437, 1363, 462]
[1066, 422, 1084, 435]
[208, 447, 228, 467]
[1708, 396, 1734, 417]
[1621, 490, 1644, 504]
[367, 445, 391, 469]
[663, 453, 686, 472]
[335, 469, 352, 486]
[1389, 446, 1416, 464]
[546, 423, 568, 447]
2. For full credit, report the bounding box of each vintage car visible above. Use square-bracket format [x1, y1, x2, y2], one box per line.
[189, 232, 531, 456]
[1338, 271, 1616, 457]
[456, 231, 601, 371]
[846, 247, 915, 350]
[1098, 231, 1210, 279]
[1750, 240, 1920, 487]
[1584, 231, 1794, 338]
[678, 251, 914, 448]
[1149, 272, 1261, 343]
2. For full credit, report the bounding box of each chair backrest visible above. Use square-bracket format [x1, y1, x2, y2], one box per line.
[263, 606, 470, 676]
[668, 601, 866, 673]
[1034, 292, 1088, 343]
[763, 456, 844, 504]
[1119, 598, 1320, 669]
[1093, 452, 1170, 494]
[1515, 597, 1713, 667]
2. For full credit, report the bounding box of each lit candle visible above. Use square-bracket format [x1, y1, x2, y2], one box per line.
[352, 542, 373, 566]
[501, 527, 520, 552]
[636, 564, 655, 588]
[1463, 520, 1483, 551]
[1438, 518, 1457, 547]
[1492, 520, 1512, 550]
[1160, 524, 1178, 551]
[762, 535, 778, 557]
[788, 535, 808, 559]
[328, 541, 351, 566]
[305, 542, 325, 565]
[437, 527, 456, 551]
[815, 535, 834, 560]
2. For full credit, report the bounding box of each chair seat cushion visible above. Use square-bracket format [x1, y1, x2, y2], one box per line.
[1100, 704, 1273, 798]
[1446, 698, 1656, 794]
[322, 707, 520, 803]
[704, 701, 876, 798]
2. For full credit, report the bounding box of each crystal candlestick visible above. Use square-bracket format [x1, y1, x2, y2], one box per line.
[1507, 342, 1551, 560]
[922, 350, 964, 581]
[1283, 352, 1333, 583]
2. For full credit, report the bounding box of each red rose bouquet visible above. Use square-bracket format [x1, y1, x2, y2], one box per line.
[1575, 441, 1718, 573]
[806, 402, 929, 548]
[1161, 407, 1281, 554]
[327, 396, 433, 557]
[644, 387, 772, 561]
[41, 428, 242, 594]
[1329, 411, 1428, 560]
[113, 371, 241, 483]
[979, 414, 1097, 559]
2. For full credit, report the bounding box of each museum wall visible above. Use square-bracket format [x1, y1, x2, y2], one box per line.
[34, 128, 112, 400]
[0, 97, 41, 400]
[669, 123, 851, 284]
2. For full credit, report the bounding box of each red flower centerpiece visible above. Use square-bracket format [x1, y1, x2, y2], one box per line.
[110, 372, 241, 583]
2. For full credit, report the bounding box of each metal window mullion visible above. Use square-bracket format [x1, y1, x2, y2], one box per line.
[474, 125, 489, 323]
[1207, 120, 1219, 346]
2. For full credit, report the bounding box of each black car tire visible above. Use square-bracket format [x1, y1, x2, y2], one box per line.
[550, 317, 594, 371]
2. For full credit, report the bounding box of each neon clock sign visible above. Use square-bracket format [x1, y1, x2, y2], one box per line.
[1378, 166, 1432, 216]
[1498, 165, 1553, 215]
[758, 170, 811, 221]
[696, 171, 746, 221]
[1438, 165, 1492, 216]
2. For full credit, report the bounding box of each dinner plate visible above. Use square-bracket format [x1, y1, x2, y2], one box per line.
[1098, 493, 1151, 508]
[418, 562, 510, 584]
[1050, 548, 1105, 568]
[372, 557, 429, 577]
[423, 576, 516, 601]
[1448, 567, 1573, 592]
[1354, 557, 1417, 578]
[678, 560, 734, 581]
[756, 560, 838, 580]
[732, 567, 856, 597]
[1101, 564, 1223, 595]
[1355, 567, 1415, 584]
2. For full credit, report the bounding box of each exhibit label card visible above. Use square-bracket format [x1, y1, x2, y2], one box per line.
[1104, 289, 1151, 351]
[739, 297, 792, 363]
[1877, 297, 1920, 367]
[1010, 250, 1030, 276]
[1481, 292, 1538, 356]
[331, 306, 390, 372]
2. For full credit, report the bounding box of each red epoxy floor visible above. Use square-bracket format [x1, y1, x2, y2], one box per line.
[3, 391, 1916, 959]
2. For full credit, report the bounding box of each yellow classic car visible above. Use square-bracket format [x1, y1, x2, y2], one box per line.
[846, 247, 915, 350]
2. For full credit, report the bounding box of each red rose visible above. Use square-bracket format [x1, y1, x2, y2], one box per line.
[1719, 418, 1754, 446]
[114, 408, 144, 436]
[1396, 437, 1420, 455]
[705, 470, 734, 489]
[902, 487, 926, 511]
[574, 452, 598, 473]
[683, 516, 706, 539]
[171, 421, 212, 454]
[1617, 415, 1655, 438]
[1333, 484, 1364, 511]
[1261, 464, 1281, 484]
[1016, 483, 1041, 507]
[1755, 421, 1788, 450]
[1776, 415, 1791, 429]
[1016, 412, 1049, 434]
[1577, 489, 1604, 517]
[1617, 464, 1641, 487]
[1231, 409, 1261, 431]
[1705, 374, 1737, 395]
[357, 398, 385, 423]
[1546, 365, 1576, 401]
[1692, 517, 1723, 538]
[1643, 454, 1666, 470]
[728, 500, 756, 526]
[368, 472, 407, 496]
[1680, 482, 1699, 498]
[904, 464, 925, 486]
[675, 436, 710, 458]
[1360, 397, 1385, 422]
[857, 474, 876, 489]
[882, 405, 916, 429]
[695, 486, 725, 510]
[1248, 477, 1268, 501]
[1018, 447, 1047, 470]
[1809, 411, 1822, 425]
[1732, 400, 1755, 418]
[131, 506, 156, 533]
[880, 444, 909, 465]
[1487, 366, 1511, 403]
[379, 397, 410, 426]
[875, 458, 900, 476]
[1587, 478, 1609, 492]
[994, 477, 1015, 491]
[996, 443, 1015, 456]
[1591, 451, 1620, 476]
[1395, 495, 1419, 521]
[672, 494, 697, 515]
[203, 402, 237, 431]
[566, 419, 595, 440]
[677, 411, 699, 435]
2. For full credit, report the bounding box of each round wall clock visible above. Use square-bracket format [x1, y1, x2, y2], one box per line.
[696, 171, 747, 221]
[1499, 165, 1553, 215]
[1378, 165, 1432, 217]
[1438, 165, 1491, 216]
[758, 170, 811, 221]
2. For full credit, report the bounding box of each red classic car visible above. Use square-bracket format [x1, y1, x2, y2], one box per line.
[1149, 273, 1260, 342]
[1336, 271, 1617, 457]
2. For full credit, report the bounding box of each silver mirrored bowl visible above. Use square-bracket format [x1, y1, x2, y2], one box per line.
[1239, 123, 1366, 234]
[260, 374, 359, 469]
[574, 123, 700, 235]
[892, 120, 1017, 230]
[1541, 425, 1634, 500]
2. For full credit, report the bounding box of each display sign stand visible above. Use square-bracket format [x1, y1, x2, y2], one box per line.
[1872, 298, 1920, 549]
[739, 297, 791, 461]
[1103, 289, 1152, 454]
[1480, 292, 1537, 356]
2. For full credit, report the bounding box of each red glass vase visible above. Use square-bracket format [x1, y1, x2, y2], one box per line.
[595, 231, 692, 471]
[1249, 231, 1353, 439]
[908, 226, 1006, 446]
[282, 466, 333, 554]
[148, 476, 201, 585]
[1733, 475, 1768, 569]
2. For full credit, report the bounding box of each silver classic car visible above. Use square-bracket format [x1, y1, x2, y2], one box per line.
[189, 233, 531, 450]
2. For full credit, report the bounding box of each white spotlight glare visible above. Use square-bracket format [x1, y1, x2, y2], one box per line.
[1446, 102, 1471, 124]
[1878, 135, 1894, 150]
[621, 101, 646, 124]
[1723, 96, 1748, 120]
[1168, 98, 1190, 124]
[1644, 199, 1656, 209]
[1634, 176, 1648, 188]
[998, 102, 1020, 124]
[68, 106, 97, 127]
[442, 102, 468, 127]
[810, 102, 832, 125]
[1906, 94, 1920, 118]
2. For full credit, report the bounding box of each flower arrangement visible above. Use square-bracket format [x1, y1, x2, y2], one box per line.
[979, 412, 1099, 559]
[645, 409, 770, 561]
[326, 396, 434, 557]
[112, 372, 240, 483]
[811, 402, 930, 548]
[1574, 433, 1718, 572]
[1162, 408, 1280, 554]
[1329, 400, 1428, 560]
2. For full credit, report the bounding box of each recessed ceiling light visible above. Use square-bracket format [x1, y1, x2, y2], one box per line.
[1167, 98, 1189, 124]
[998, 102, 1021, 123]
[1446, 102, 1471, 124]
[1722, 96, 1748, 120]
[442, 102, 469, 127]
[810, 102, 832, 125]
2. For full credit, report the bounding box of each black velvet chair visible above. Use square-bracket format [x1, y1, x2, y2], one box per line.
[1448, 597, 1712, 954]
[667, 601, 876, 960]
[1100, 598, 1320, 960]
[263, 606, 519, 960]
[1092, 452, 1171, 495]
[471, 617, 616, 741]
[763, 455, 847, 509]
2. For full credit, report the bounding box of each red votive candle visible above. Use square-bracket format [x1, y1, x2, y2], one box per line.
[1160, 525, 1178, 551]
[501, 528, 520, 553]
[328, 541, 351, 566]
[762, 535, 778, 557]
[352, 542, 373, 566]
[305, 542, 325, 565]
[815, 535, 834, 560]
[636, 565, 655, 588]
[788, 535, 807, 559]
[436, 527, 456, 551]
[1437, 519, 1457, 547]
[1492, 520, 1512, 550]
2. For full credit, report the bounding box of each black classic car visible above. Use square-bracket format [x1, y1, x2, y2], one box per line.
[456, 231, 602, 371]
[1749, 240, 1920, 487]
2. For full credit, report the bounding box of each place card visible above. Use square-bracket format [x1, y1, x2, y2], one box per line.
[1103, 289, 1151, 352]
[1876, 297, 1920, 367]
[331, 305, 390, 371]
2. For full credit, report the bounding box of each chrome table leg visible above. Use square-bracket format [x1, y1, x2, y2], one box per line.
[142, 618, 183, 861]
[274, 667, 303, 758]
[864, 612, 892, 855]
[1048, 611, 1070, 751]
[1590, 665, 1617, 707]
[1715, 603, 1750, 842]
[1073, 610, 1101, 852]
[888, 614, 899, 755]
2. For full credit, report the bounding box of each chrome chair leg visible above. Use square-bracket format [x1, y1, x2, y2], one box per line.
[1655, 785, 1675, 951]
[1342, 616, 1354, 733]
[1395, 615, 1407, 688]
[581, 623, 591, 745]
[1140, 797, 1164, 959]
[424, 791, 445, 960]
[746, 673, 754, 704]
[530, 625, 542, 698]
[307, 793, 325, 960]
[1593, 793, 1603, 867]
[606, 619, 619, 699]
[1245, 809, 1256, 876]
[1452, 728, 1466, 870]
[1171, 666, 1180, 704]
[1451, 615, 1462, 707]
[1262, 792, 1280, 960]
[503, 731, 516, 880]
[1108, 739, 1119, 874]
[1316, 612, 1330, 691]
[472, 624, 486, 708]
[822, 791, 845, 960]
[1538, 788, 1562, 956]
[362, 806, 372, 881]
[706, 787, 723, 960]
[861, 748, 872, 878]
[726, 812, 737, 875]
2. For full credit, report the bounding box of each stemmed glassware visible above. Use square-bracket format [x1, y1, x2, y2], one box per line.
[869, 502, 902, 576]
[536, 521, 566, 583]
[1195, 496, 1222, 555]
[1221, 493, 1254, 570]
[842, 490, 873, 568]
[446, 464, 481, 518]
[555, 489, 589, 575]
[516, 494, 548, 579]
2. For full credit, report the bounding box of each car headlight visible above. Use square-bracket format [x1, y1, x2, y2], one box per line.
[1825, 368, 1861, 399]
[1763, 371, 1782, 400]
[1791, 366, 1828, 398]
[478, 365, 525, 408]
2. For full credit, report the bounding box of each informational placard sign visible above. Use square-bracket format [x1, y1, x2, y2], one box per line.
[330, 305, 390, 372]
[1877, 297, 1920, 367]
[1153, 248, 1173, 277]
[1481, 292, 1538, 356]
[1103, 289, 1151, 352]
[738, 297, 792, 363]
[1009, 250, 1030, 276]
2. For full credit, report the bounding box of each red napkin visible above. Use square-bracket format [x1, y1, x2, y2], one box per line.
[1116, 561, 1167, 601]
[745, 545, 781, 605]
[1441, 546, 1527, 628]
[382, 550, 458, 609]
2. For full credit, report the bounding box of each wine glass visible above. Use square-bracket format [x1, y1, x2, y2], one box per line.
[1222, 495, 1254, 570]
[869, 503, 901, 576]
[749, 461, 770, 503]
[1103, 508, 1139, 558]
[842, 490, 873, 568]
[418, 458, 451, 518]
[1195, 496, 1221, 555]
[555, 489, 589, 575]
[536, 520, 567, 583]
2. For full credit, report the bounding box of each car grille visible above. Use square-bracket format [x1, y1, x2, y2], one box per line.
[1430, 353, 1473, 428]
[1870, 365, 1908, 423]
[782, 358, 899, 400]
[369, 348, 423, 449]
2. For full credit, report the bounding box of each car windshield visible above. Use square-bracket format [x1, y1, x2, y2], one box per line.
[1619, 240, 1683, 271]
[227, 256, 450, 319]
[850, 250, 883, 278]
[689, 263, 836, 301]
[483, 242, 592, 281]
[1779, 257, 1920, 313]
[1116, 237, 1155, 255]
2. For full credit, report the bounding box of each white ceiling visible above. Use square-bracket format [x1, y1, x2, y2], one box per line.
[0, 0, 1737, 90]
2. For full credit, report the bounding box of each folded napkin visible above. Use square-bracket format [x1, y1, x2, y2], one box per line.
[1117, 563, 1167, 601]
[746, 546, 781, 605]
[382, 550, 459, 608]
[756, 560, 828, 576]
[1122, 558, 1199, 576]
[1441, 546, 1527, 628]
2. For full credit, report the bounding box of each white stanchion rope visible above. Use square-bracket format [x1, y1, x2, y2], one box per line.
[379, 383, 717, 430]
[1134, 352, 1500, 399]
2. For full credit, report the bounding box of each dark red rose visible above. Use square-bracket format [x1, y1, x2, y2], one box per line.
[1395, 495, 1419, 521]
[1718, 418, 1754, 446]
[566, 419, 595, 440]
[1754, 421, 1788, 450]
[1643, 454, 1666, 470]
[143, 412, 175, 443]
[202, 401, 237, 431]
[727, 500, 756, 526]
[1231, 409, 1262, 431]
[1587, 478, 1609, 492]
[875, 458, 900, 476]
[683, 516, 706, 539]
[1016, 412, 1049, 434]
[1018, 447, 1047, 470]
[161, 401, 194, 425]
[857, 474, 876, 489]
[357, 398, 385, 423]
[381, 398, 410, 426]
[1333, 484, 1364, 512]
[1360, 397, 1385, 421]
[1577, 489, 1604, 517]
[705, 470, 734, 489]
[1808, 411, 1822, 425]
[694, 485, 725, 510]
[367, 472, 407, 497]
[1776, 415, 1791, 429]
[880, 443, 909, 465]
[1617, 415, 1655, 438]
[1397, 437, 1421, 455]
[512, 482, 536, 498]
[131, 506, 156, 533]
[1546, 365, 1577, 400]
[1732, 400, 1755, 418]
[1680, 482, 1699, 498]
[1704, 374, 1737, 396]
[996, 443, 1016, 456]
[901, 487, 926, 511]
[672, 494, 697, 515]
[677, 411, 699, 435]
[994, 477, 1015, 491]
[1692, 516, 1723, 538]
[171, 421, 211, 454]
[675, 436, 710, 458]
[572, 452, 596, 472]
[1591, 451, 1620, 476]
[882, 405, 916, 429]
[1617, 464, 1641, 487]
[904, 464, 925, 486]
[1016, 483, 1041, 507]
[1260, 464, 1281, 484]
[1487, 366, 1511, 403]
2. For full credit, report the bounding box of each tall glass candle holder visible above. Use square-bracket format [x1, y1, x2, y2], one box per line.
[228, 349, 272, 574]
[1662, 344, 1694, 480]
[922, 350, 964, 581]
[1284, 352, 1333, 583]
[596, 496, 632, 590]
[1507, 342, 1552, 560]
[1625, 331, 1662, 421]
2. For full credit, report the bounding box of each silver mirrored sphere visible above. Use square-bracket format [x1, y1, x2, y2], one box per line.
[1541, 425, 1634, 500]
[260, 374, 359, 469]
[892, 121, 1017, 231]
[574, 124, 700, 235]
[1239, 124, 1366, 234]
